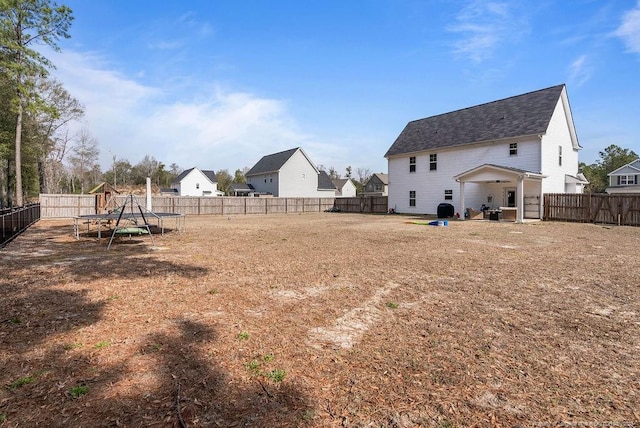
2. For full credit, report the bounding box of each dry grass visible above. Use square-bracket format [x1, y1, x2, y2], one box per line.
[1, 213, 639, 427]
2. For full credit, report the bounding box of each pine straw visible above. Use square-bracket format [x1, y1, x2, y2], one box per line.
[1, 214, 639, 427]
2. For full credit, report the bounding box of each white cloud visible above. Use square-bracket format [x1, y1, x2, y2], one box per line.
[568, 54, 592, 87]
[615, 1, 640, 54]
[46, 49, 324, 172]
[448, 1, 525, 63]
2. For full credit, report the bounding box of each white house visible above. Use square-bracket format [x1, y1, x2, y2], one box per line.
[332, 178, 357, 197]
[606, 159, 640, 193]
[245, 147, 336, 197]
[171, 167, 223, 197]
[384, 84, 588, 222]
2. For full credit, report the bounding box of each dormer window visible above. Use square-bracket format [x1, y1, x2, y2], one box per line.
[509, 143, 518, 156]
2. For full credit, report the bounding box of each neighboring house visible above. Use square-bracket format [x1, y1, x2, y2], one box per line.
[332, 178, 357, 197]
[384, 84, 587, 222]
[227, 182, 256, 197]
[171, 167, 224, 197]
[245, 147, 336, 197]
[361, 173, 388, 196]
[606, 159, 640, 193]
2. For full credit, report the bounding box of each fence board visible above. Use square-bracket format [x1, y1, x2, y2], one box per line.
[544, 193, 640, 226]
[334, 196, 388, 214]
[39, 194, 387, 218]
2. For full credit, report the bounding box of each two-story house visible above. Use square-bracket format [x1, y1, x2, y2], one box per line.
[361, 173, 388, 196]
[245, 147, 336, 197]
[384, 84, 587, 222]
[171, 167, 223, 197]
[606, 159, 640, 194]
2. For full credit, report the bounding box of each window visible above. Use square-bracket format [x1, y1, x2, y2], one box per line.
[429, 154, 437, 171]
[619, 175, 637, 185]
[375, 184, 382, 192]
[196, 183, 200, 189]
[509, 143, 518, 156]
[409, 156, 416, 173]
[302, 173, 305, 180]
[444, 189, 453, 200]
[409, 191, 416, 207]
[558, 146, 563, 166]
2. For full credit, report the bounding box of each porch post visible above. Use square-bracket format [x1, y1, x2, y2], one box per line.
[516, 176, 524, 223]
[458, 180, 465, 220]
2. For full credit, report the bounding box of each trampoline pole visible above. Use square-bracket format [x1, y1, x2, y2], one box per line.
[107, 199, 127, 250]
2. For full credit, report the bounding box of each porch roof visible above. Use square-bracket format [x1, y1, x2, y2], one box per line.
[454, 163, 546, 183]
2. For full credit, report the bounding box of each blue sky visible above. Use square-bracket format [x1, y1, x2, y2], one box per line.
[47, 0, 640, 176]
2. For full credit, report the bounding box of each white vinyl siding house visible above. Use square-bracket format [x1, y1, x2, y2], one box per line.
[245, 147, 335, 197]
[171, 168, 223, 197]
[606, 159, 640, 194]
[333, 178, 357, 197]
[385, 84, 587, 222]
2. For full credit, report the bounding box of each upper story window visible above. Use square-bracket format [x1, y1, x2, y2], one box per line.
[409, 156, 416, 173]
[429, 154, 437, 171]
[444, 189, 453, 200]
[619, 175, 637, 185]
[375, 184, 382, 192]
[509, 143, 518, 156]
[558, 146, 563, 166]
[196, 183, 200, 189]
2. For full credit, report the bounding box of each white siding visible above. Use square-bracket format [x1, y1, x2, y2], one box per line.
[339, 180, 357, 197]
[247, 172, 279, 195]
[279, 150, 326, 197]
[540, 97, 581, 194]
[388, 138, 541, 214]
[179, 169, 218, 197]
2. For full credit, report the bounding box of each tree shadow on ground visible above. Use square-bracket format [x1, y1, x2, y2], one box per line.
[1, 222, 313, 426]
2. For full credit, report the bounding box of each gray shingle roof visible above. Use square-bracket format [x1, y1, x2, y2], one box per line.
[173, 167, 217, 184]
[318, 171, 336, 190]
[384, 84, 565, 158]
[246, 147, 299, 176]
[202, 170, 217, 183]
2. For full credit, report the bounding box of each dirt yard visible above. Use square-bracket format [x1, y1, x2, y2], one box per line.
[1, 213, 639, 427]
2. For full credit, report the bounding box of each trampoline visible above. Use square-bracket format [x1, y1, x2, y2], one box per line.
[73, 194, 185, 249]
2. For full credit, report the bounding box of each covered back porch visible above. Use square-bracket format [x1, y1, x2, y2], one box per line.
[454, 164, 545, 223]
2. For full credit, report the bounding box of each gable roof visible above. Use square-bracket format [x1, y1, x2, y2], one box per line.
[608, 159, 640, 176]
[246, 147, 300, 176]
[385, 84, 567, 158]
[227, 182, 255, 192]
[366, 173, 388, 185]
[318, 171, 336, 190]
[332, 178, 352, 190]
[173, 167, 217, 185]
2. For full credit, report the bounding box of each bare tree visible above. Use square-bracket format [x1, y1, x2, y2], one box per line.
[34, 78, 84, 193]
[356, 167, 372, 185]
[68, 129, 99, 193]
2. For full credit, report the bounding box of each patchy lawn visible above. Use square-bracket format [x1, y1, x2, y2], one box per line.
[1, 213, 639, 427]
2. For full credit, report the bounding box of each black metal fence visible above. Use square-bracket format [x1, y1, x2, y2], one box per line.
[1, 203, 41, 248]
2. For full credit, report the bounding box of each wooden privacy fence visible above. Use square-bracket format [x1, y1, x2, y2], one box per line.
[544, 193, 640, 226]
[39, 194, 337, 218]
[334, 196, 388, 214]
[1, 203, 41, 248]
